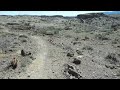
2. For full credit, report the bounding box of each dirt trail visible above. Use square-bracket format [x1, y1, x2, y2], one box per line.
[17, 35, 48, 79]
[0, 28, 49, 79]
[24, 36, 48, 79]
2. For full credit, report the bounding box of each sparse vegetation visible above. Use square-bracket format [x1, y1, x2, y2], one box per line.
[72, 41, 81, 45]
[82, 36, 89, 41]
[105, 53, 119, 65]
[38, 27, 60, 35]
[112, 38, 120, 44]
[1, 13, 120, 79]
[82, 46, 93, 51]
[65, 35, 72, 38]
[111, 24, 120, 31]
[75, 29, 82, 33]
[64, 26, 72, 30]
[95, 34, 109, 40]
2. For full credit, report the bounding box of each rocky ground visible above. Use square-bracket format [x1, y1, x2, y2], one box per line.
[0, 13, 120, 79]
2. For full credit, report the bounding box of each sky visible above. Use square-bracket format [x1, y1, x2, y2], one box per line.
[0, 11, 112, 16]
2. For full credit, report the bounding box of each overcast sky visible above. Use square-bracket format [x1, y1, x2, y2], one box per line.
[0, 11, 112, 16]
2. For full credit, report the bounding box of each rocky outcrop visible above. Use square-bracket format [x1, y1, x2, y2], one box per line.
[40, 15, 63, 18]
[77, 13, 107, 20]
[51, 15, 63, 18]
[63, 64, 82, 79]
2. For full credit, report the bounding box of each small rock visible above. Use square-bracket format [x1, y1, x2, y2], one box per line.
[9, 49, 13, 52]
[10, 58, 18, 69]
[64, 68, 82, 79]
[21, 40, 27, 43]
[64, 64, 74, 70]
[27, 52, 31, 55]
[76, 50, 83, 55]
[21, 50, 26, 56]
[105, 65, 117, 69]
[73, 58, 81, 65]
[30, 56, 35, 60]
[21, 50, 31, 57]
[117, 46, 120, 48]
[27, 75, 30, 77]
[67, 52, 74, 57]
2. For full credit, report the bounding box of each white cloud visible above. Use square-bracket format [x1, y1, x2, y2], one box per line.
[0, 11, 112, 16]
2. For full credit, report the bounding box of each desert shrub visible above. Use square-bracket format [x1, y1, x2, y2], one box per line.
[112, 41, 117, 44]
[44, 30, 54, 35]
[64, 46, 73, 51]
[6, 23, 20, 25]
[74, 37, 79, 41]
[82, 36, 89, 41]
[105, 53, 119, 65]
[82, 46, 93, 51]
[118, 54, 120, 57]
[54, 30, 59, 34]
[38, 26, 60, 35]
[112, 38, 120, 44]
[116, 70, 120, 76]
[95, 34, 109, 40]
[65, 35, 72, 38]
[75, 29, 82, 33]
[72, 41, 81, 45]
[24, 22, 30, 26]
[85, 36, 89, 40]
[105, 65, 116, 69]
[8, 22, 34, 30]
[21, 63, 26, 67]
[41, 30, 59, 35]
[104, 30, 113, 35]
[64, 26, 72, 30]
[111, 24, 120, 31]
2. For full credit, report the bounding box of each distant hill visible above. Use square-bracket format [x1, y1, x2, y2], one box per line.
[104, 11, 120, 15]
